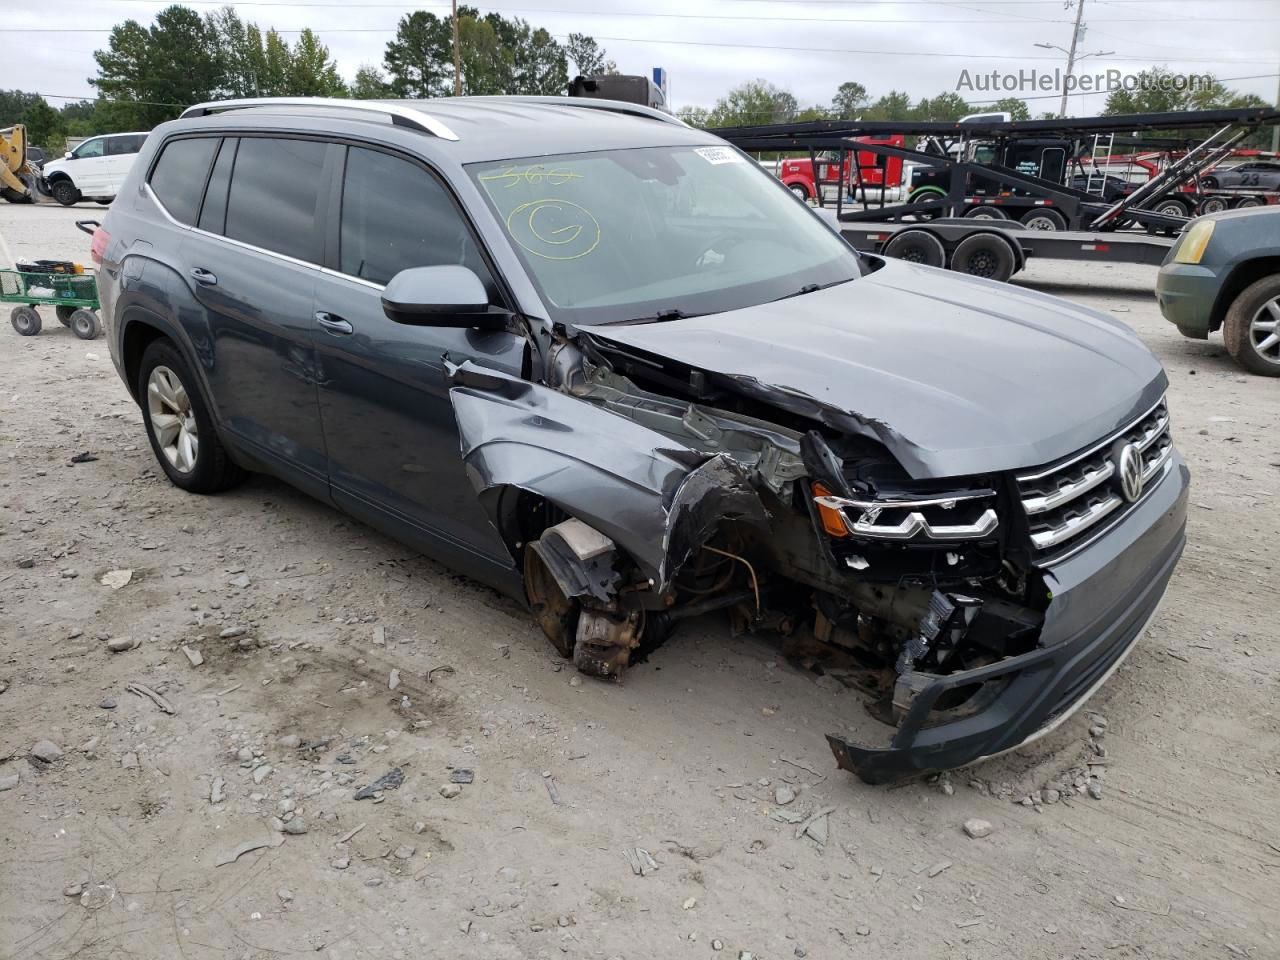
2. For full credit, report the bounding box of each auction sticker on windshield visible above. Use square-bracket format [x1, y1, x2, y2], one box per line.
[694, 146, 744, 165]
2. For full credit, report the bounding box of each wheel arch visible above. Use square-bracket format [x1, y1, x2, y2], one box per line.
[1210, 256, 1280, 333]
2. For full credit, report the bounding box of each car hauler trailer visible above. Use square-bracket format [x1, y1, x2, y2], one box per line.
[712, 108, 1280, 283]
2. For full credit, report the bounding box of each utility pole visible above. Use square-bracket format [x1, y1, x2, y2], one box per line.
[452, 0, 462, 97]
[1034, 0, 1111, 119]
[1059, 0, 1085, 119]
[1272, 64, 1279, 154]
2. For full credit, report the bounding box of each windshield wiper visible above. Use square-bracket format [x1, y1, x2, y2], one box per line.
[598, 308, 698, 327]
[768, 278, 851, 303]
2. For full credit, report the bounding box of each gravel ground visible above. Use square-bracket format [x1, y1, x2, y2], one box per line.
[1, 202, 1277, 960]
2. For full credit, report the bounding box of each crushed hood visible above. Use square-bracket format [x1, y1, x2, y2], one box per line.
[586, 259, 1167, 478]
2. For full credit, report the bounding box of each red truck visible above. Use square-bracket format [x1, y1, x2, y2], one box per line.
[777, 134, 906, 200]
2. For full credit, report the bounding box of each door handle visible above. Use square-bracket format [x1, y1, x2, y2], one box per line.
[190, 267, 217, 285]
[315, 311, 353, 335]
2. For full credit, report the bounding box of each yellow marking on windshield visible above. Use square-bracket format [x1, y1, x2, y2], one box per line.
[505, 199, 600, 261]
[479, 165, 584, 188]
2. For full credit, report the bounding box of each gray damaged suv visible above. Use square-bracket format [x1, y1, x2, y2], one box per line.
[91, 97, 1188, 783]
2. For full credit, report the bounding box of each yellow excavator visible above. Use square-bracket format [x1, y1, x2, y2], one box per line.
[1, 124, 40, 203]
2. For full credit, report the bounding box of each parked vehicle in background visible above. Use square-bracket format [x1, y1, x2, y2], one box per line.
[1157, 206, 1280, 377]
[91, 95, 1187, 784]
[25, 145, 48, 169]
[777, 137, 906, 201]
[1200, 159, 1280, 192]
[40, 132, 149, 206]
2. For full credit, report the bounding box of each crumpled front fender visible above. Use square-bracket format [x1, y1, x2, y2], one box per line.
[448, 361, 768, 590]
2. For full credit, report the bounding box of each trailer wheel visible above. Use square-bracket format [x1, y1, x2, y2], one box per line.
[10, 306, 41, 336]
[1020, 208, 1066, 231]
[882, 229, 946, 268]
[1233, 197, 1262, 209]
[949, 233, 1015, 283]
[964, 206, 1007, 220]
[1152, 198, 1190, 217]
[1197, 197, 1229, 215]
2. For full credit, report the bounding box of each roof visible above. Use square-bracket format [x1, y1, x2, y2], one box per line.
[179, 96, 708, 164]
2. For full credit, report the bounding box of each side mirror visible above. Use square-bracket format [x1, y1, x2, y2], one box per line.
[64, 151, 73, 159]
[381, 265, 504, 329]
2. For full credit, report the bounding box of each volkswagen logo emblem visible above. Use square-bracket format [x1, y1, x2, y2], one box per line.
[1117, 443, 1143, 503]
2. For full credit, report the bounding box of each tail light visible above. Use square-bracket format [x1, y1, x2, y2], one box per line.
[90, 227, 110, 266]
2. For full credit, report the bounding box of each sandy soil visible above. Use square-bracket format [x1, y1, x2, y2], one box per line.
[1, 202, 1276, 960]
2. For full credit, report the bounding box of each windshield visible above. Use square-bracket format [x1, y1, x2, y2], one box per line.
[468, 144, 860, 325]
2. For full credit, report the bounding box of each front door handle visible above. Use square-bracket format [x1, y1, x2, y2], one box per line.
[190, 267, 217, 285]
[315, 311, 353, 335]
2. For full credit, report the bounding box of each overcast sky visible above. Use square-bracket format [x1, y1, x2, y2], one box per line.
[4, 0, 1279, 115]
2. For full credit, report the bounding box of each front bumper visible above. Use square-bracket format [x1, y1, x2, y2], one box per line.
[828, 451, 1189, 784]
[1155, 263, 1221, 338]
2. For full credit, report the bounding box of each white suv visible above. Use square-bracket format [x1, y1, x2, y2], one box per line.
[41, 132, 149, 206]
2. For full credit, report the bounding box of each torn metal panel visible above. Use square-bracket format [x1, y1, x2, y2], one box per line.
[448, 360, 766, 589]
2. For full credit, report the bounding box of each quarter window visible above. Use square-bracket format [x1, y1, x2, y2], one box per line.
[339, 146, 494, 292]
[149, 137, 219, 226]
[224, 137, 327, 263]
[197, 138, 236, 235]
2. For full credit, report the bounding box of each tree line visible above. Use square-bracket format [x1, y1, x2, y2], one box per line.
[0, 3, 615, 151]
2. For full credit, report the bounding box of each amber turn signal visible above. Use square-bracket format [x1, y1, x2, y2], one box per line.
[811, 482, 849, 538]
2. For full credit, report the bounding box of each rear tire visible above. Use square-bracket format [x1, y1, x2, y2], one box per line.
[50, 180, 80, 207]
[137, 339, 247, 492]
[10, 305, 41, 336]
[1223, 275, 1280, 377]
[1020, 208, 1066, 231]
[949, 233, 1016, 283]
[882, 229, 946, 268]
[964, 205, 1007, 220]
[70, 308, 100, 340]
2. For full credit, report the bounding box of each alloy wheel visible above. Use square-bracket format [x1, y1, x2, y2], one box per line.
[1248, 297, 1280, 366]
[147, 365, 199, 473]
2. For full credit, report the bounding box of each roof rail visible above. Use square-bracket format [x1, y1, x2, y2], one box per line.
[179, 98, 460, 142]
[475, 95, 686, 127]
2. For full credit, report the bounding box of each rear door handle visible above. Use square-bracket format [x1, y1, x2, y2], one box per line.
[315, 311, 353, 335]
[190, 267, 217, 285]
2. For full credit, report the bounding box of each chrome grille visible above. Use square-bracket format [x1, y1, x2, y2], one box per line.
[1017, 397, 1173, 558]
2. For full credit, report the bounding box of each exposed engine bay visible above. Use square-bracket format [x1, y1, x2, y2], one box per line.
[448, 328, 1055, 781]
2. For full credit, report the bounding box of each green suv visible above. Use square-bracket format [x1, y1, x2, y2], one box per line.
[1156, 206, 1280, 376]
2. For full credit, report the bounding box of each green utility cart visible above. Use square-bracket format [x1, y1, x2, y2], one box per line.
[2, 259, 101, 339]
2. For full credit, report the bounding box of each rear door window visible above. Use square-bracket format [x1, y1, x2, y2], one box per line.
[224, 137, 327, 263]
[108, 135, 146, 156]
[148, 136, 219, 226]
[338, 145, 494, 293]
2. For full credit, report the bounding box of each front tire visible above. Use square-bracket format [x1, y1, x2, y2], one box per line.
[70, 309, 100, 340]
[137, 339, 246, 492]
[788, 182, 811, 202]
[1223, 275, 1280, 377]
[50, 180, 80, 207]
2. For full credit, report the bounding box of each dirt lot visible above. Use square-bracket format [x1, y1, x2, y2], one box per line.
[1, 202, 1276, 960]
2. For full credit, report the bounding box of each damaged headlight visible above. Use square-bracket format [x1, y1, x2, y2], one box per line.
[810, 479, 1003, 581]
[813, 488, 998, 541]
